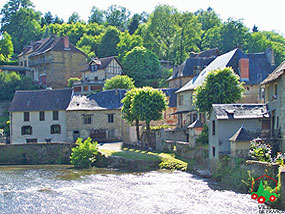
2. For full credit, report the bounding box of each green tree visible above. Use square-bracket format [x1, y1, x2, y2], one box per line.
[88, 6, 105, 24]
[67, 77, 81, 88]
[68, 12, 82, 24]
[121, 88, 140, 141]
[98, 26, 120, 57]
[0, 31, 14, 61]
[122, 46, 160, 87]
[41, 11, 54, 27]
[104, 5, 130, 30]
[194, 67, 245, 114]
[117, 30, 143, 61]
[70, 138, 98, 168]
[131, 87, 168, 146]
[2, 7, 42, 53]
[243, 32, 270, 53]
[127, 13, 147, 35]
[103, 75, 135, 90]
[195, 7, 222, 31]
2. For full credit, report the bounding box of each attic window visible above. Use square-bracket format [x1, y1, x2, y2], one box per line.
[90, 64, 97, 72]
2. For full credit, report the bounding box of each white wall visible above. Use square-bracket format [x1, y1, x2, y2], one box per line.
[10, 110, 67, 144]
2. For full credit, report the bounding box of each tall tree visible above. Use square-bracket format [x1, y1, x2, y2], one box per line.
[131, 87, 167, 147]
[97, 26, 120, 57]
[2, 8, 42, 53]
[88, 6, 104, 24]
[41, 11, 54, 27]
[195, 7, 222, 31]
[104, 5, 130, 31]
[68, 12, 81, 24]
[122, 46, 160, 87]
[194, 67, 245, 114]
[0, 32, 14, 61]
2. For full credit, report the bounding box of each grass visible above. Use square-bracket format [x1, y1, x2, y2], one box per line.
[99, 147, 192, 171]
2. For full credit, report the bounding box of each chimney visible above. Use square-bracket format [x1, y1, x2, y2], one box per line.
[265, 48, 275, 66]
[63, 36, 70, 50]
[239, 58, 249, 81]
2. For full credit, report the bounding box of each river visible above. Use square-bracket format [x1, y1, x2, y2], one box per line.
[0, 165, 270, 214]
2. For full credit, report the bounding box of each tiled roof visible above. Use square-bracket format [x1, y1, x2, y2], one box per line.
[229, 126, 253, 142]
[167, 48, 219, 81]
[260, 60, 285, 85]
[212, 104, 269, 120]
[9, 88, 73, 112]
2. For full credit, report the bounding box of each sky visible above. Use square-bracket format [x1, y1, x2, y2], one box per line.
[0, 0, 284, 36]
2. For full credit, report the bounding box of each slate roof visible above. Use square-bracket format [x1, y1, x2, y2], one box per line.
[187, 119, 203, 129]
[167, 48, 219, 81]
[67, 95, 105, 111]
[176, 48, 275, 93]
[160, 88, 178, 108]
[229, 126, 253, 142]
[19, 35, 86, 58]
[81, 56, 123, 72]
[212, 104, 269, 120]
[261, 60, 285, 85]
[88, 89, 127, 110]
[9, 88, 73, 112]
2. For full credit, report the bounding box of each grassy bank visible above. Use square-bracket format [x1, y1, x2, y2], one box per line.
[99, 147, 195, 171]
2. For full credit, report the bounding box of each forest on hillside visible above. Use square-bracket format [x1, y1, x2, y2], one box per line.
[0, 0, 285, 68]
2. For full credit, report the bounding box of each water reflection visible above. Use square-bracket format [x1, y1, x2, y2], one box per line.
[0, 165, 264, 214]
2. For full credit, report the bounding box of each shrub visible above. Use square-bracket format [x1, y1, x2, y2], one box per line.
[196, 124, 208, 145]
[70, 138, 98, 168]
[248, 139, 272, 162]
[67, 77, 81, 88]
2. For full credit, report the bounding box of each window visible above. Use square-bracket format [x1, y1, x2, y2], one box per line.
[21, 126, 32, 135]
[273, 84, 277, 99]
[51, 125, 61, 134]
[178, 95, 184, 106]
[108, 114, 114, 123]
[83, 115, 92, 124]
[24, 112, 30, 122]
[212, 146, 216, 157]
[90, 64, 97, 72]
[39, 111, 45, 121]
[212, 120, 216, 135]
[53, 111, 59, 120]
[26, 138, 37, 143]
[45, 139, 51, 143]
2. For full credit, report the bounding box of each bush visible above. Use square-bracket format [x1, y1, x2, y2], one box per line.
[70, 138, 98, 168]
[248, 139, 272, 162]
[67, 77, 81, 88]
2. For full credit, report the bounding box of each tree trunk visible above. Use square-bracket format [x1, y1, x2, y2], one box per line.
[135, 119, 140, 141]
[145, 121, 150, 148]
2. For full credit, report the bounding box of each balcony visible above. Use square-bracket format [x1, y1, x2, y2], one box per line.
[72, 79, 105, 87]
[28, 57, 53, 66]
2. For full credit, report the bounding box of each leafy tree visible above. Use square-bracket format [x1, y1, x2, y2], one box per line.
[131, 87, 168, 146]
[122, 46, 160, 87]
[121, 88, 140, 140]
[76, 33, 98, 58]
[244, 32, 270, 53]
[53, 15, 64, 24]
[201, 25, 221, 50]
[104, 5, 130, 30]
[68, 12, 81, 24]
[195, 7, 222, 31]
[252, 25, 259, 32]
[195, 124, 208, 145]
[70, 138, 98, 168]
[98, 26, 120, 57]
[41, 11, 54, 27]
[117, 31, 143, 60]
[88, 6, 104, 24]
[0, 31, 14, 61]
[127, 13, 147, 35]
[0, 72, 37, 101]
[0, 0, 33, 28]
[103, 75, 135, 90]
[2, 7, 42, 53]
[194, 67, 245, 114]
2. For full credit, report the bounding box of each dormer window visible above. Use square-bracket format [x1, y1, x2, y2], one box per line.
[90, 64, 97, 72]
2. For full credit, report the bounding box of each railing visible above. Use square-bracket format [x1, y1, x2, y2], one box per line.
[72, 79, 105, 86]
[28, 57, 53, 66]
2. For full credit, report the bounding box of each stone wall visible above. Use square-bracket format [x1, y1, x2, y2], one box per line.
[0, 143, 74, 164]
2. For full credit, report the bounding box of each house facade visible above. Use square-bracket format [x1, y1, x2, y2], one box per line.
[66, 90, 135, 143]
[9, 88, 73, 144]
[167, 48, 220, 89]
[72, 57, 123, 94]
[261, 60, 285, 152]
[18, 35, 87, 89]
[175, 48, 276, 129]
[208, 104, 270, 169]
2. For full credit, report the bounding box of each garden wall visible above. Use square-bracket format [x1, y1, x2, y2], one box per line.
[0, 143, 75, 165]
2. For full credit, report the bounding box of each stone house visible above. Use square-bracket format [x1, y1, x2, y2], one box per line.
[72, 56, 123, 94]
[175, 48, 275, 129]
[167, 48, 220, 89]
[18, 35, 87, 88]
[9, 88, 73, 144]
[261, 60, 285, 152]
[208, 104, 270, 168]
[66, 89, 136, 143]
